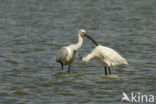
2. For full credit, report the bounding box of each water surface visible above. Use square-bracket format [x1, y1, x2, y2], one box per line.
[0, 0, 156, 104]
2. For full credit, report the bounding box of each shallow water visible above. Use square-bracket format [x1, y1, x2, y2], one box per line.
[0, 0, 156, 104]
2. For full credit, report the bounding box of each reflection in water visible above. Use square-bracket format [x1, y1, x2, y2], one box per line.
[57, 72, 124, 79]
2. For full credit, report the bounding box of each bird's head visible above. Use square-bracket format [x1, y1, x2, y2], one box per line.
[79, 29, 86, 38]
[78, 29, 99, 46]
[82, 57, 89, 63]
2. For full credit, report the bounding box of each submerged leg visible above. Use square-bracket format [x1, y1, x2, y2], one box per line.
[104, 67, 107, 75]
[108, 67, 111, 74]
[60, 62, 63, 70]
[68, 65, 71, 74]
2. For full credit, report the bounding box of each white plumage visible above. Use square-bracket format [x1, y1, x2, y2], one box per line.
[82, 45, 128, 75]
[57, 47, 77, 66]
[56, 29, 86, 73]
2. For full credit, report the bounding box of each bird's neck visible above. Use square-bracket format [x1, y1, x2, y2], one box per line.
[83, 53, 94, 62]
[75, 34, 83, 50]
[87, 54, 94, 61]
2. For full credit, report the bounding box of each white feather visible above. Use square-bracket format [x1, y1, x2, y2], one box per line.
[56, 29, 85, 66]
[82, 45, 128, 67]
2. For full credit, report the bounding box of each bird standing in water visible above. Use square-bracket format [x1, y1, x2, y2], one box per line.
[56, 29, 97, 73]
[82, 44, 128, 75]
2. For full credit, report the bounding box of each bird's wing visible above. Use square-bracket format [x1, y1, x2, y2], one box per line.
[56, 47, 68, 61]
[99, 50, 110, 60]
[71, 49, 77, 59]
[99, 46, 127, 65]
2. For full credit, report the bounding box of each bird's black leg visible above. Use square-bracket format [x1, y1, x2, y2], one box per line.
[108, 67, 111, 74]
[104, 67, 107, 75]
[60, 62, 63, 70]
[68, 65, 71, 74]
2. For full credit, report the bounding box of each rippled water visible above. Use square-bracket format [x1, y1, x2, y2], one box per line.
[0, 0, 156, 104]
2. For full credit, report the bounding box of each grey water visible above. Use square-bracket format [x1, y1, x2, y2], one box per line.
[0, 0, 156, 104]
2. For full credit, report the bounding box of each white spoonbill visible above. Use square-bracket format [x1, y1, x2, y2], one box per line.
[82, 44, 128, 75]
[56, 29, 97, 73]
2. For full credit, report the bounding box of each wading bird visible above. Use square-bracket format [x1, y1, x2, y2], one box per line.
[56, 29, 97, 73]
[82, 44, 128, 75]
